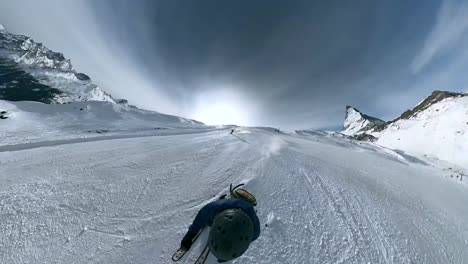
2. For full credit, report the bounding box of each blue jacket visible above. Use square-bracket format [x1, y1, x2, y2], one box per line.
[187, 198, 261, 241]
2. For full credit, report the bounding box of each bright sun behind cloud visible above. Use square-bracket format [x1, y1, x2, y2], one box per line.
[195, 102, 244, 125]
[192, 88, 257, 126]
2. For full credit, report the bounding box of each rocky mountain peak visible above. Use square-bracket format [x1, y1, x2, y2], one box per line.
[0, 27, 116, 104]
[395, 90, 468, 121]
[342, 106, 385, 136]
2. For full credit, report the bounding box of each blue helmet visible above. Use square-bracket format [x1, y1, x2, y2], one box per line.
[209, 208, 254, 261]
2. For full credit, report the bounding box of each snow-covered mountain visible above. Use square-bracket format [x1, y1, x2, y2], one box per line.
[0, 24, 206, 145]
[343, 90, 468, 169]
[0, 24, 117, 104]
[342, 106, 385, 136]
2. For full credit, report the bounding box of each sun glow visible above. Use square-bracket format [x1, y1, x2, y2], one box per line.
[195, 102, 244, 125]
[192, 88, 257, 126]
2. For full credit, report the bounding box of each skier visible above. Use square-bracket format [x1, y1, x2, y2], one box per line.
[230, 129, 235, 134]
[176, 184, 260, 263]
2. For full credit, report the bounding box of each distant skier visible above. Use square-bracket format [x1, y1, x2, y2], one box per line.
[176, 184, 260, 263]
[230, 129, 235, 134]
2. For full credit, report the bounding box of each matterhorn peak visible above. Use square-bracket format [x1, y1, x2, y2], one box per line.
[342, 106, 385, 136]
[0, 26, 119, 104]
[345, 105, 360, 115]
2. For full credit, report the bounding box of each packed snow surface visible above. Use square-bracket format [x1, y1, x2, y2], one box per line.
[1, 127, 467, 264]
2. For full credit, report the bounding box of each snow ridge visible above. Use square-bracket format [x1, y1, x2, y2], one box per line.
[341, 91, 468, 169]
[342, 106, 385, 135]
[0, 26, 205, 131]
[0, 28, 115, 104]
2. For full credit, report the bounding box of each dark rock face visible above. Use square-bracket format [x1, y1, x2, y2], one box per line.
[351, 133, 378, 142]
[394, 91, 467, 121]
[0, 28, 114, 104]
[75, 73, 91, 81]
[0, 110, 8, 119]
[0, 29, 70, 103]
[115, 99, 128, 105]
[0, 31, 72, 71]
[0, 58, 62, 103]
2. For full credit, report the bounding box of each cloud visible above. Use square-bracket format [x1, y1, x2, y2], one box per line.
[0, 0, 182, 116]
[192, 86, 260, 126]
[2, 0, 459, 130]
[411, 0, 468, 73]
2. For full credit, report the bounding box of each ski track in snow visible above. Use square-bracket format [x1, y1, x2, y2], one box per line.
[1, 129, 467, 264]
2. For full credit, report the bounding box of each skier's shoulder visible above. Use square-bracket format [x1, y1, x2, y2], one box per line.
[213, 197, 253, 207]
[206, 198, 253, 213]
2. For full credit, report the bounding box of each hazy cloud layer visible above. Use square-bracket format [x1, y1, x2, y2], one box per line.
[1, 0, 467, 129]
[411, 0, 468, 73]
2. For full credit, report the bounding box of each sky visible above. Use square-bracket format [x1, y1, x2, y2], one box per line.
[1, 0, 468, 129]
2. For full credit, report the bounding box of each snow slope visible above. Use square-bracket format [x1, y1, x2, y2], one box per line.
[0, 99, 205, 146]
[1, 28, 208, 148]
[1, 128, 467, 264]
[342, 91, 468, 170]
[376, 95, 468, 170]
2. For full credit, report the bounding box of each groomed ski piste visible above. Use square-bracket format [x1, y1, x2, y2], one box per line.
[1, 103, 468, 264]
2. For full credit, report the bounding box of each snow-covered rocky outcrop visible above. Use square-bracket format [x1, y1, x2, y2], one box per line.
[342, 106, 385, 136]
[342, 91, 468, 169]
[0, 24, 205, 145]
[0, 24, 114, 104]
